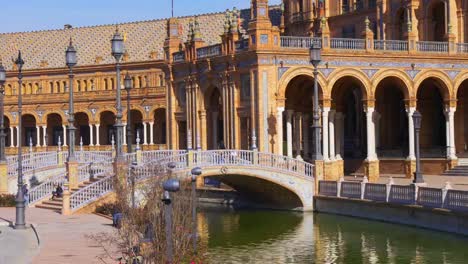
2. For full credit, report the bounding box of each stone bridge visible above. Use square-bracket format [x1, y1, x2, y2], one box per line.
[2, 150, 316, 213]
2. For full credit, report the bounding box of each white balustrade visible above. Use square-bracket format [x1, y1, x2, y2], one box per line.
[416, 41, 448, 53]
[330, 38, 365, 50]
[70, 175, 113, 211]
[280, 36, 322, 49]
[374, 40, 408, 51]
[457, 43, 468, 53]
[29, 171, 67, 205]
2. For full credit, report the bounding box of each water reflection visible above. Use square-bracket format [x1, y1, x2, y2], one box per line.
[200, 207, 468, 264]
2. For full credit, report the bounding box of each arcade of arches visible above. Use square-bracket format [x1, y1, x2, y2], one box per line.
[3, 108, 167, 151]
[277, 72, 465, 179]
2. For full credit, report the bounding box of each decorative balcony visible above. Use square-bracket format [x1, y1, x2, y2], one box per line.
[330, 38, 366, 50]
[196, 44, 222, 59]
[416, 41, 449, 53]
[374, 40, 408, 52]
[280, 36, 322, 49]
[173, 51, 185, 63]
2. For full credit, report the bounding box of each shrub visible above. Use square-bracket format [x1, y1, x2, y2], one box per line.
[0, 194, 16, 207]
[95, 202, 118, 216]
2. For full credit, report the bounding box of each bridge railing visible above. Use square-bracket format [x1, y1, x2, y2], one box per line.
[8, 151, 59, 177]
[29, 170, 67, 205]
[70, 174, 113, 211]
[319, 180, 468, 212]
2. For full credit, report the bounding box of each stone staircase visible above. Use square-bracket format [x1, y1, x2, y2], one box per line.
[442, 158, 468, 177]
[33, 174, 107, 212]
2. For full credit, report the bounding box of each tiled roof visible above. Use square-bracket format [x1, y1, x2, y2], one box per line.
[0, 6, 281, 71]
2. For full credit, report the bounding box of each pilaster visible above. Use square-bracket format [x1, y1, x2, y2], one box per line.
[67, 160, 79, 190]
[0, 161, 7, 194]
[61, 183, 71, 216]
[364, 160, 380, 183]
[313, 159, 324, 193]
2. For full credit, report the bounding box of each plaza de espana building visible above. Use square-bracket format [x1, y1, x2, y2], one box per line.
[1, 0, 468, 182]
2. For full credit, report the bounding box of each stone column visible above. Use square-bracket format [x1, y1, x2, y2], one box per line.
[123, 123, 127, 146]
[448, 107, 457, 159]
[43, 126, 48, 147]
[89, 124, 94, 146]
[62, 125, 67, 147]
[445, 110, 450, 158]
[149, 121, 155, 145]
[335, 113, 343, 160]
[212, 111, 219, 149]
[322, 107, 330, 161]
[366, 107, 377, 160]
[95, 124, 100, 146]
[16, 126, 19, 148]
[276, 107, 285, 155]
[36, 126, 40, 147]
[10, 127, 14, 147]
[286, 110, 294, 157]
[374, 111, 381, 149]
[142, 122, 148, 145]
[407, 107, 416, 160]
[294, 112, 302, 158]
[329, 110, 335, 161]
[302, 113, 309, 158]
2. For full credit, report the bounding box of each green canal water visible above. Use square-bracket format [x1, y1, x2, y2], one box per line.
[200, 207, 468, 264]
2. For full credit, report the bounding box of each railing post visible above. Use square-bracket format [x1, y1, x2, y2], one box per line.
[361, 176, 368, 199]
[0, 160, 7, 194]
[320, 17, 330, 52]
[58, 151, 64, 166]
[362, 17, 374, 53]
[442, 181, 452, 208]
[337, 176, 344, 197]
[386, 177, 394, 202]
[187, 149, 194, 167]
[62, 182, 71, 215]
[67, 160, 79, 190]
[407, 32, 417, 54]
[447, 32, 456, 55]
[252, 149, 258, 165]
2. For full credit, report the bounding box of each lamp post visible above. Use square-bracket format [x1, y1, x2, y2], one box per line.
[412, 110, 424, 184]
[162, 177, 180, 264]
[66, 38, 77, 162]
[190, 166, 202, 255]
[0, 62, 6, 162]
[309, 42, 322, 160]
[15, 51, 26, 229]
[130, 161, 137, 208]
[111, 27, 125, 161]
[124, 73, 133, 154]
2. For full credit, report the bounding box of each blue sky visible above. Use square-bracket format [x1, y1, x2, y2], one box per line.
[1, 0, 282, 33]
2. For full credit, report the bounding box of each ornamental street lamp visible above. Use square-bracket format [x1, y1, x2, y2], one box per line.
[124, 73, 133, 154]
[309, 42, 322, 161]
[412, 110, 425, 184]
[190, 166, 202, 255]
[15, 51, 26, 230]
[66, 38, 77, 162]
[0, 62, 6, 162]
[111, 27, 125, 161]
[162, 177, 180, 264]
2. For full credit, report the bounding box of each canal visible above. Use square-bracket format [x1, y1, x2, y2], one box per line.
[200, 207, 468, 264]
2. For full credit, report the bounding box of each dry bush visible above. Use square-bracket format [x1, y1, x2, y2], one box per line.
[91, 161, 208, 264]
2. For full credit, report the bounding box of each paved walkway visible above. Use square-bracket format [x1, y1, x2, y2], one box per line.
[345, 174, 468, 190]
[0, 208, 116, 264]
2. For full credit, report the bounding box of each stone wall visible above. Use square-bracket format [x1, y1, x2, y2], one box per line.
[314, 196, 468, 236]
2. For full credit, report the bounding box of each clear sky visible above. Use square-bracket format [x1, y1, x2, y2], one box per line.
[1, 0, 282, 33]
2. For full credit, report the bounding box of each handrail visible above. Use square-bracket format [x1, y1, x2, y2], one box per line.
[280, 36, 322, 49]
[197, 44, 222, 59]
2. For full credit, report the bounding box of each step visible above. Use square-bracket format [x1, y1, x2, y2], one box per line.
[35, 203, 62, 211]
[41, 200, 63, 207]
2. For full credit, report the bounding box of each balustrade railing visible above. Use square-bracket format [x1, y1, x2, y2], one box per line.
[340, 182, 362, 199]
[280, 36, 322, 49]
[374, 40, 408, 51]
[173, 51, 185, 63]
[416, 41, 448, 53]
[197, 44, 222, 59]
[444, 189, 468, 211]
[319, 180, 468, 213]
[417, 187, 443, 208]
[363, 183, 387, 202]
[78, 151, 112, 163]
[318, 181, 338, 196]
[70, 175, 113, 211]
[330, 38, 365, 50]
[457, 43, 468, 53]
[8, 152, 59, 177]
[29, 171, 67, 205]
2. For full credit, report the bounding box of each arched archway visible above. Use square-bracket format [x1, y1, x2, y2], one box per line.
[100, 111, 115, 145]
[130, 110, 143, 144]
[375, 77, 409, 158]
[456, 79, 468, 156]
[46, 113, 63, 146]
[417, 78, 447, 157]
[22, 114, 37, 147]
[284, 75, 323, 160]
[75, 112, 90, 146]
[426, 0, 447, 41]
[331, 76, 367, 175]
[205, 87, 223, 150]
[153, 108, 166, 145]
